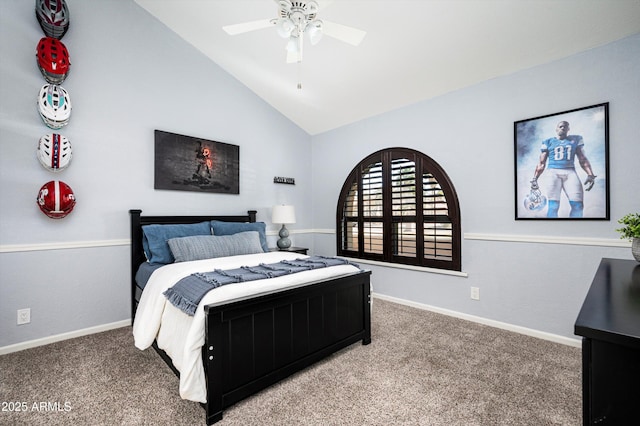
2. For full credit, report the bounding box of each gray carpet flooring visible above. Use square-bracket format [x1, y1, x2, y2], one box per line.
[0, 298, 581, 425]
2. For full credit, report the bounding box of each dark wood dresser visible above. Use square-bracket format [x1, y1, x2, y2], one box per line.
[574, 258, 640, 425]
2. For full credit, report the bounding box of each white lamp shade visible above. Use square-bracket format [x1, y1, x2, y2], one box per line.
[307, 20, 323, 45]
[276, 18, 295, 38]
[286, 35, 300, 53]
[272, 205, 296, 224]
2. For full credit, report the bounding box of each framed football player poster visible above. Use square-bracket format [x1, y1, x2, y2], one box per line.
[514, 103, 609, 220]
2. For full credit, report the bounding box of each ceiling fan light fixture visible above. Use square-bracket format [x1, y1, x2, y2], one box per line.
[307, 20, 323, 45]
[275, 18, 295, 38]
[286, 35, 300, 53]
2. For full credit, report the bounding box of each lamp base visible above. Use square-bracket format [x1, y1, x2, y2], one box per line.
[277, 224, 291, 249]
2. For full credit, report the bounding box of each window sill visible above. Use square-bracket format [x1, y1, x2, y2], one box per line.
[343, 257, 468, 278]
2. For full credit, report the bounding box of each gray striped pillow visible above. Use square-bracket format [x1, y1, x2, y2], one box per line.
[167, 231, 264, 262]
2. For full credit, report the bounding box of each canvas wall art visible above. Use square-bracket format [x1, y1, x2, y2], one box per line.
[154, 130, 240, 194]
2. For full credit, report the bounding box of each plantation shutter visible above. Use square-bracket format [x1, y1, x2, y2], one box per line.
[391, 156, 418, 259]
[361, 160, 384, 255]
[337, 148, 460, 271]
[423, 173, 453, 261]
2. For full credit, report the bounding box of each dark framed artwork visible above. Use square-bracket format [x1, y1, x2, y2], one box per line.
[514, 103, 609, 220]
[154, 130, 239, 194]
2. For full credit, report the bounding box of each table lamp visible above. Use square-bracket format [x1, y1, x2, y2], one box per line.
[272, 205, 296, 249]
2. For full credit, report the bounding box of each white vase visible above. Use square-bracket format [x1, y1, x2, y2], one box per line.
[633, 237, 640, 262]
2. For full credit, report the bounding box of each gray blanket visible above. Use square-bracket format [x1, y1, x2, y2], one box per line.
[163, 256, 360, 316]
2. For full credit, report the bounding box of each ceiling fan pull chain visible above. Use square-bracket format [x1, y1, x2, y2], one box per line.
[296, 33, 303, 89]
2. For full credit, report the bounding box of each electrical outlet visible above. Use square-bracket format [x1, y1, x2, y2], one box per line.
[470, 287, 480, 300]
[17, 308, 30, 325]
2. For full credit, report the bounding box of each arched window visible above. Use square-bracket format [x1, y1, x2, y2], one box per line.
[337, 147, 461, 271]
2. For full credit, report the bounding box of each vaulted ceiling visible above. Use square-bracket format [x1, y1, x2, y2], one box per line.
[134, 0, 640, 135]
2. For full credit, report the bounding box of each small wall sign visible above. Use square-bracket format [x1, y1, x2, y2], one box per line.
[273, 176, 295, 185]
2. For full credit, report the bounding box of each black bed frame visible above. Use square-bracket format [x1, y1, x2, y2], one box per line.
[130, 209, 372, 424]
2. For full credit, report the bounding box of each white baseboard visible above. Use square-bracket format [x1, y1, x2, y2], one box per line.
[0, 319, 131, 355]
[372, 293, 582, 348]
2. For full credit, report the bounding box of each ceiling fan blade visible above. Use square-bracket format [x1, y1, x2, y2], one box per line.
[276, 0, 292, 11]
[222, 19, 274, 35]
[321, 20, 366, 46]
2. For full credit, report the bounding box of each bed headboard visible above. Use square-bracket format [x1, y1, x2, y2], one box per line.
[129, 209, 257, 322]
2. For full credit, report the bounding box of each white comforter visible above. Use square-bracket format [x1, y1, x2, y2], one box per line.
[132, 251, 361, 403]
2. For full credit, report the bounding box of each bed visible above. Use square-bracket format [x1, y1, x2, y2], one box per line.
[129, 209, 372, 424]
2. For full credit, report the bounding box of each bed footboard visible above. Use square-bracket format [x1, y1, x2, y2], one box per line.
[203, 270, 372, 424]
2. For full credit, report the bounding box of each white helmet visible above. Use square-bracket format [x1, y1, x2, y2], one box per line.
[37, 133, 72, 171]
[37, 84, 72, 129]
[523, 188, 548, 211]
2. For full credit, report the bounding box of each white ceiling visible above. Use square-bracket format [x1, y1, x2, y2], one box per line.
[134, 0, 640, 135]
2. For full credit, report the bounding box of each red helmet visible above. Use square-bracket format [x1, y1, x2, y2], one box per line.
[37, 180, 76, 219]
[36, 37, 70, 84]
[35, 0, 70, 39]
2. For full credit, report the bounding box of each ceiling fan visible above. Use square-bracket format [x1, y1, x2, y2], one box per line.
[222, 0, 366, 64]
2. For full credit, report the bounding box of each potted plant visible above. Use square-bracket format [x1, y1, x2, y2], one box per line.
[616, 213, 640, 262]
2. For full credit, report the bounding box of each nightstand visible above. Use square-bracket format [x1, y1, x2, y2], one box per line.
[269, 247, 308, 255]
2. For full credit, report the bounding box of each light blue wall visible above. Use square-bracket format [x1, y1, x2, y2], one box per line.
[1, 0, 638, 348]
[311, 34, 640, 339]
[0, 0, 311, 347]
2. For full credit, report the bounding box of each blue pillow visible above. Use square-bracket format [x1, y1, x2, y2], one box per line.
[210, 220, 268, 252]
[142, 221, 211, 264]
[168, 232, 264, 262]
